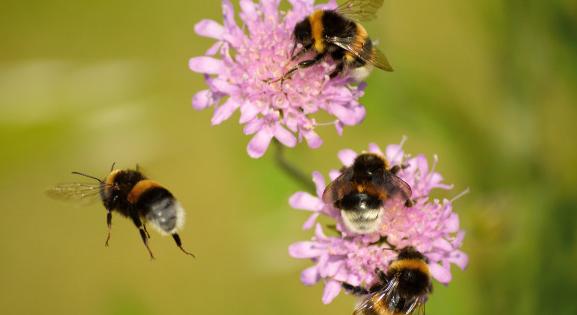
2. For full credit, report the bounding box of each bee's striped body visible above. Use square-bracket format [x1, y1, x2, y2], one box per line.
[287, 1, 391, 81]
[50, 166, 194, 259]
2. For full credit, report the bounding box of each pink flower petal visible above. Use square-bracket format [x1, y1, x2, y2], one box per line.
[319, 257, 344, 278]
[239, 0, 257, 17]
[247, 128, 273, 158]
[211, 98, 239, 125]
[205, 42, 222, 56]
[385, 144, 405, 165]
[288, 241, 324, 258]
[221, 0, 237, 29]
[335, 121, 344, 135]
[314, 223, 327, 239]
[211, 78, 239, 95]
[331, 105, 359, 125]
[368, 143, 383, 156]
[322, 280, 342, 304]
[194, 19, 224, 39]
[239, 101, 259, 123]
[433, 238, 453, 252]
[302, 212, 320, 230]
[274, 125, 297, 147]
[243, 119, 262, 135]
[303, 130, 322, 149]
[301, 266, 320, 285]
[329, 170, 340, 180]
[289, 192, 323, 211]
[449, 251, 469, 270]
[445, 213, 460, 233]
[192, 89, 212, 110]
[189, 56, 223, 74]
[311, 171, 325, 198]
[430, 262, 452, 284]
[338, 149, 357, 166]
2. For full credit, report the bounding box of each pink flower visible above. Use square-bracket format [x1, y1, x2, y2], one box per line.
[288, 140, 468, 304]
[189, 0, 368, 158]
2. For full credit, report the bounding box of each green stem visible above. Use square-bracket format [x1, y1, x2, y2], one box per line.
[273, 140, 316, 194]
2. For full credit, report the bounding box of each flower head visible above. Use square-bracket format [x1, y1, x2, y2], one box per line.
[189, 0, 368, 158]
[288, 140, 468, 304]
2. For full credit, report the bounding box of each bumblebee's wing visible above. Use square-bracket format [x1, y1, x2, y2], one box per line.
[402, 295, 427, 315]
[413, 301, 426, 315]
[46, 182, 103, 203]
[353, 288, 395, 315]
[379, 173, 412, 202]
[322, 167, 355, 205]
[326, 36, 393, 71]
[336, 0, 385, 22]
[379, 276, 427, 315]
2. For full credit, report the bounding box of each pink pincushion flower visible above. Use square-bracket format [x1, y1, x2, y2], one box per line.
[189, 0, 368, 158]
[288, 140, 468, 304]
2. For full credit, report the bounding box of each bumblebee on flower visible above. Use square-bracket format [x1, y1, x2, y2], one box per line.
[288, 140, 468, 307]
[189, 0, 391, 158]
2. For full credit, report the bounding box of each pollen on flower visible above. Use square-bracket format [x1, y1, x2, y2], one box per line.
[189, 0, 367, 158]
[288, 140, 468, 304]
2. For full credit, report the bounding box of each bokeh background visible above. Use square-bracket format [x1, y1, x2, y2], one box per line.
[1, 0, 576, 314]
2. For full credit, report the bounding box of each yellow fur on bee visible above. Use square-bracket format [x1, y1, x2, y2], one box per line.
[309, 10, 325, 53]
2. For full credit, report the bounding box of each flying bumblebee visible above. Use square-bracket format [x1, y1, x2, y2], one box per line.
[322, 153, 412, 234]
[343, 247, 433, 315]
[46, 164, 194, 259]
[284, 0, 392, 81]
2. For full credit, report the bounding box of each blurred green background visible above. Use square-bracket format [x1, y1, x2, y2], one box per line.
[1, 0, 576, 314]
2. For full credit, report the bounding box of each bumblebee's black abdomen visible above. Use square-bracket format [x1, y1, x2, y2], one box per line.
[137, 187, 180, 233]
[338, 193, 382, 211]
[321, 10, 357, 39]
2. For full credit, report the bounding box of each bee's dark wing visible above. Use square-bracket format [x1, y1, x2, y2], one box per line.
[45, 182, 103, 203]
[326, 36, 393, 71]
[380, 173, 412, 202]
[353, 288, 394, 315]
[336, 0, 385, 22]
[322, 167, 355, 205]
[413, 301, 426, 315]
[402, 295, 427, 315]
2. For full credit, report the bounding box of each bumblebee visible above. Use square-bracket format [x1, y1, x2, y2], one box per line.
[322, 153, 412, 234]
[285, 0, 392, 81]
[343, 247, 432, 315]
[47, 164, 194, 259]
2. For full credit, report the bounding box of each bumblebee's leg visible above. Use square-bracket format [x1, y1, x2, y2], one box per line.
[390, 165, 401, 175]
[104, 210, 112, 247]
[342, 283, 370, 296]
[142, 224, 151, 239]
[130, 213, 155, 259]
[390, 163, 410, 175]
[290, 43, 312, 61]
[376, 269, 388, 283]
[329, 61, 345, 79]
[171, 233, 195, 258]
[282, 53, 326, 80]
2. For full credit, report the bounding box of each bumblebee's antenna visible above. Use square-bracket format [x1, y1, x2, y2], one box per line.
[71, 171, 103, 183]
[110, 162, 116, 172]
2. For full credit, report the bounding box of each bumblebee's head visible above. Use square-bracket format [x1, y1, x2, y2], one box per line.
[101, 169, 146, 210]
[293, 19, 313, 47]
[353, 153, 386, 178]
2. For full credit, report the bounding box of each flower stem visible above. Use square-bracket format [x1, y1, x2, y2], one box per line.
[273, 140, 316, 193]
